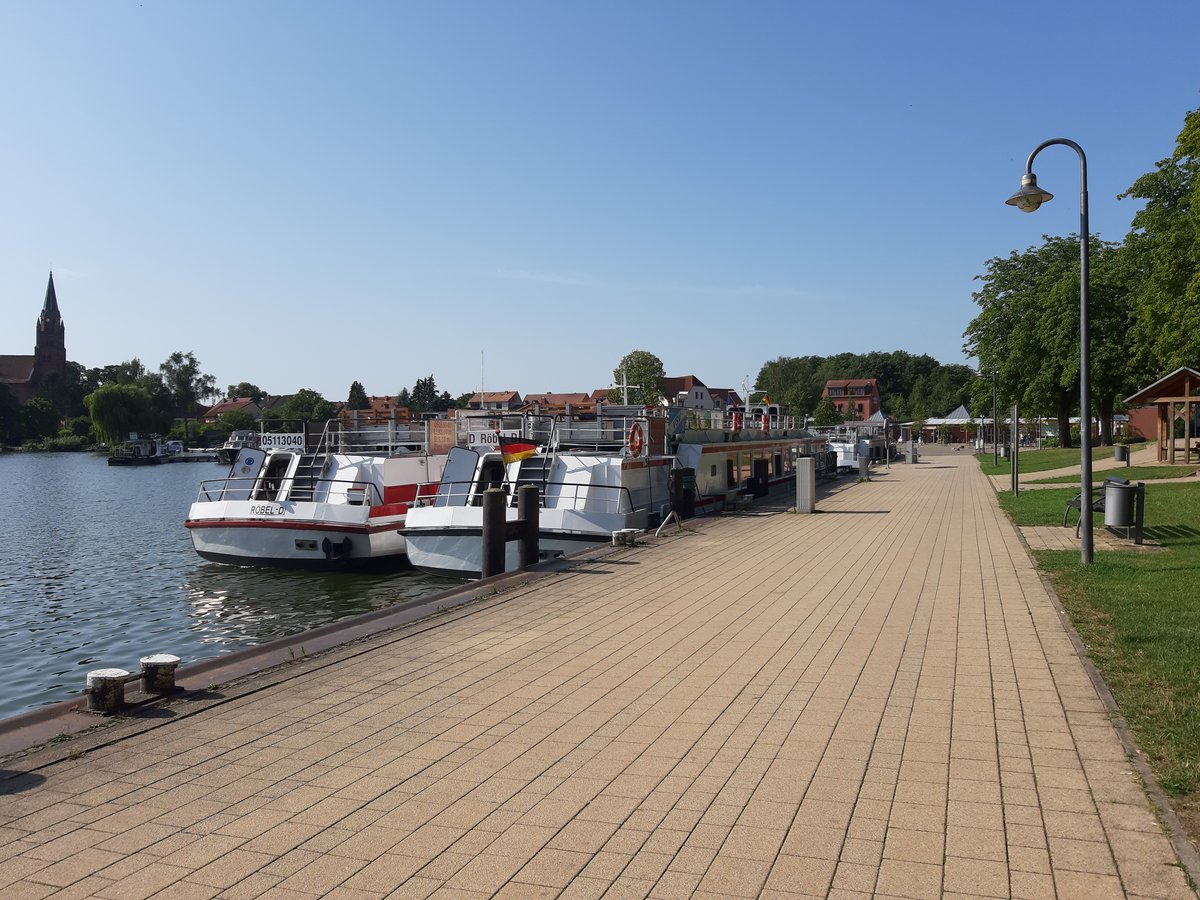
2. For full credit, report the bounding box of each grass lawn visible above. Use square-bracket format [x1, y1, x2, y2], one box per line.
[997, 483, 1200, 833]
[1026, 465, 1196, 485]
[976, 445, 1116, 477]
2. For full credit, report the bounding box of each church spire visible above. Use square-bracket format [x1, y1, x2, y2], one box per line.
[42, 271, 61, 322]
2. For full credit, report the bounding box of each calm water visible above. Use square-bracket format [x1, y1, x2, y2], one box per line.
[0, 452, 455, 719]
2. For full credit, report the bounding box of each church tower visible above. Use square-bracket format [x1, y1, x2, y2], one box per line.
[32, 271, 67, 387]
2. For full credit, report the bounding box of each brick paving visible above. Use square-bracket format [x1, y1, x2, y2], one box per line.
[0, 455, 1194, 898]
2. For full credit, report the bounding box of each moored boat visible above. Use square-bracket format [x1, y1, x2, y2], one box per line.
[184, 417, 447, 569]
[402, 410, 672, 579]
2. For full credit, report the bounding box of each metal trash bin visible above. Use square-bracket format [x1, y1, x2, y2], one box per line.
[1114, 444, 1129, 464]
[1104, 480, 1136, 527]
[999, 444, 1008, 459]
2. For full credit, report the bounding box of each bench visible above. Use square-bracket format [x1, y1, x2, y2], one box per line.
[1064, 476, 1145, 544]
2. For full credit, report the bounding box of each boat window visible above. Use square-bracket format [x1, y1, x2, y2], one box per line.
[434, 447, 479, 507]
[255, 453, 294, 501]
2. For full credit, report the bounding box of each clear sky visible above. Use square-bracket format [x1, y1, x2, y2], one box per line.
[2, 1, 1198, 403]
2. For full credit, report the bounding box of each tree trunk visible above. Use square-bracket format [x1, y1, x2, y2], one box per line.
[1097, 394, 1115, 446]
[1056, 391, 1073, 449]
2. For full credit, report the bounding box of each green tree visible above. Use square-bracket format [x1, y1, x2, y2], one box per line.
[1120, 106, 1200, 375]
[85, 383, 158, 444]
[19, 397, 59, 442]
[276, 389, 333, 423]
[610, 350, 665, 405]
[215, 409, 256, 435]
[159, 352, 218, 438]
[0, 385, 20, 445]
[454, 391, 475, 409]
[964, 235, 1128, 447]
[812, 396, 843, 426]
[226, 382, 265, 403]
[347, 381, 370, 409]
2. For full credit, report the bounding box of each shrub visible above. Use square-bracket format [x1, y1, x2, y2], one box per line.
[43, 435, 88, 452]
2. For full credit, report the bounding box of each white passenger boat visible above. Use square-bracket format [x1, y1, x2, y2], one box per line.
[404, 407, 831, 579]
[403, 411, 670, 579]
[184, 417, 446, 569]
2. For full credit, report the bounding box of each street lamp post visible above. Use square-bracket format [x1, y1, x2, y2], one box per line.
[1006, 138, 1092, 565]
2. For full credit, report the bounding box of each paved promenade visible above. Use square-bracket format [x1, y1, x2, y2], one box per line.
[1, 455, 1194, 898]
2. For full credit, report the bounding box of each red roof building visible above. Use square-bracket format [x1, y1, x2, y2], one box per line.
[822, 379, 882, 421]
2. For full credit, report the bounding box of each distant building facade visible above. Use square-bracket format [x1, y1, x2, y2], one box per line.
[0, 272, 67, 404]
[822, 379, 881, 421]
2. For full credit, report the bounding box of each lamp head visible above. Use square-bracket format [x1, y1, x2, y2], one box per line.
[1006, 173, 1053, 213]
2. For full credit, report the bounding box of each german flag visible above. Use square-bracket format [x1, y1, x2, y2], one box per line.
[498, 435, 538, 464]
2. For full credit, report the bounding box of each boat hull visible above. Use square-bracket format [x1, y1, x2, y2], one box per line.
[403, 505, 639, 579]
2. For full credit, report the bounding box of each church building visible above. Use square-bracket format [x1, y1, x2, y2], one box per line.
[0, 272, 67, 404]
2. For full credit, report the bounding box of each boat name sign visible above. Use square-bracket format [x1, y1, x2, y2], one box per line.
[466, 430, 522, 450]
[259, 433, 306, 449]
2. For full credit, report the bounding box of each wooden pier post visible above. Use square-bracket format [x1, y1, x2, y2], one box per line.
[517, 485, 540, 569]
[481, 488, 507, 579]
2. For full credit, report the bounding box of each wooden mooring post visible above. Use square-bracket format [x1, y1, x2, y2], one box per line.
[481, 485, 541, 578]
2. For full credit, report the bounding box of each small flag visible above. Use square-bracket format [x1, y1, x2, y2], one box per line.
[498, 435, 538, 464]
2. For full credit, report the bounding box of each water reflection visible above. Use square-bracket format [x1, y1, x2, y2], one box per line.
[0, 453, 456, 719]
[182, 564, 455, 649]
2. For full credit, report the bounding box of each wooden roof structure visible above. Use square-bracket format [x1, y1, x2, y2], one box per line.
[1124, 366, 1200, 465]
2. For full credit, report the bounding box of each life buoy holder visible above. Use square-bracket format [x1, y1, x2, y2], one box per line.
[732, 412, 743, 433]
[627, 422, 644, 457]
[762, 414, 770, 433]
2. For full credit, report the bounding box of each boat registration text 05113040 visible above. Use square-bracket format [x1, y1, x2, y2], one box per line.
[251, 504, 285, 515]
[259, 433, 305, 449]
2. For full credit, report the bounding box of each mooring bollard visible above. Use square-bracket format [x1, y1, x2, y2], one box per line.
[86, 668, 130, 714]
[480, 487, 507, 579]
[517, 484, 540, 569]
[140, 654, 181, 694]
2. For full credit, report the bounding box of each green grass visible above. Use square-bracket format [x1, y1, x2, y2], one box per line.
[997, 482, 1200, 809]
[1027, 465, 1196, 485]
[976, 446, 1113, 477]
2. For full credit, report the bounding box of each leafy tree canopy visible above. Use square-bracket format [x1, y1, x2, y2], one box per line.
[276, 389, 334, 423]
[812, 396, 843, 427]
[610, 350, 665, 405]
[226, 382, 265, 403]
[85, 383, 164, 444]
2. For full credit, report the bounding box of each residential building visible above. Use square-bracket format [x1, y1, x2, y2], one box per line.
[822, 379, 882, 421]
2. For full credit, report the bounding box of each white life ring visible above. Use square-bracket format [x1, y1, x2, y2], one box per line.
[627, 422, 644, 457]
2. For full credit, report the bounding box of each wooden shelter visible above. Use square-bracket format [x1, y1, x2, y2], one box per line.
[1124, 366, 1200, 464]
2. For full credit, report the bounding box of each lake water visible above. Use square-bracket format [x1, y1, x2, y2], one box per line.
[0, 452, 455, 720]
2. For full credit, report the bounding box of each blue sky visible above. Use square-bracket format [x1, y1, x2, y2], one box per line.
[2, 1, 1198, 403]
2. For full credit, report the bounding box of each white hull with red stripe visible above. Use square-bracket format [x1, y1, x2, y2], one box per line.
[185, 448, 445, 569]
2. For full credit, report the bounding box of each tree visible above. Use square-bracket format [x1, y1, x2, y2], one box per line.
[610, 350, 665, 405]
[159, 352, 218, 438]
[812, 396, 843, 426]
[964, 235, 1127, 447]
[85, 383, 158, 445]
[276, 389, 334, 423]
[347, 381, 370, 409]
[0, 385, 20, 445]
[20, 397, 59, 441]
[454, 391, 475, 409]
[226, 382, 265, 403]
[1120, 106, 1200, 376]
[215, 409, 256, 435]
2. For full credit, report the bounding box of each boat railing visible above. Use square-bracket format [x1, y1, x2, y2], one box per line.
[195, 476, 386, 506]
[416, 480, 635, 515]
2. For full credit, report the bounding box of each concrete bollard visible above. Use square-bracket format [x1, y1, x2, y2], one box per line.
[795, 457, 816, 513]
[140, 654, 181, 694]
[86, 668, 130, 714]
